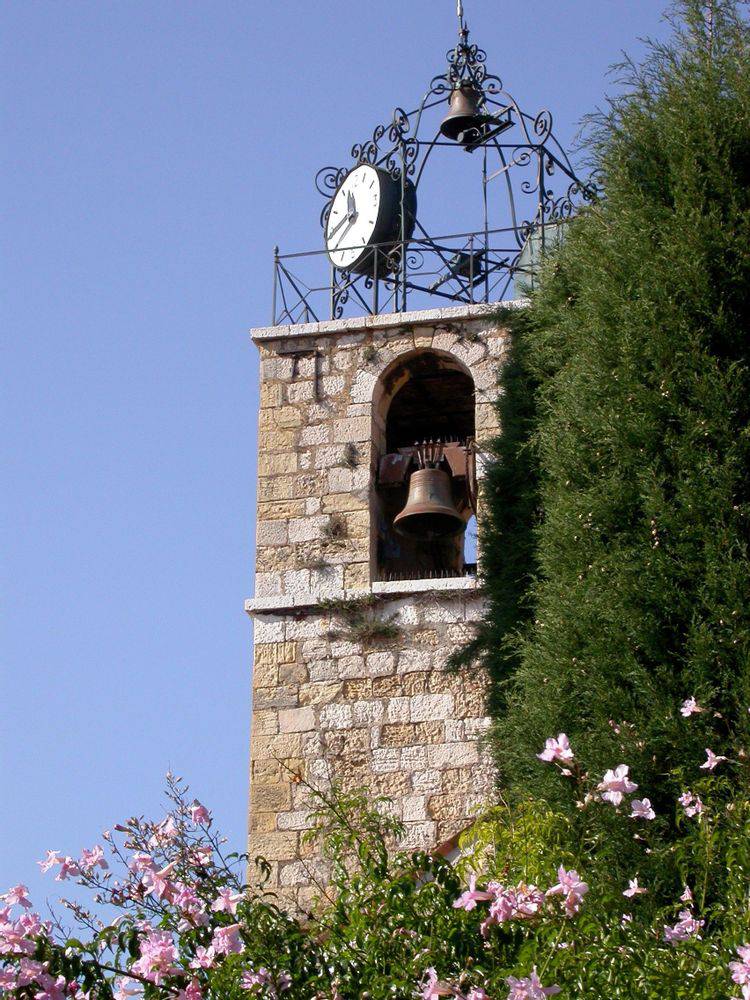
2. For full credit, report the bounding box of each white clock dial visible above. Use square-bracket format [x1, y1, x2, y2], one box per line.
[325, 164, 383, 271]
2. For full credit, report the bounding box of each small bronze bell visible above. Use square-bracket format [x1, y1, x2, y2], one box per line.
[394, 467, 465, 539]
[439, 81, 488, 146]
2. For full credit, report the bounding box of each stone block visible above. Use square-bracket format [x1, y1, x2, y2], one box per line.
[402, 795, 428, 822]
[299, 423, 331, 446]
[265, 733, 303, 758]
[258, 452, 298, 477]
[250, 708, 279, 736]
[350, 369, 378, 403]
[251, 784, 292, 812]
[278, 707, 316, 733]
[409, 693, 453, 723]
[385, 697, 410, 723]
[260, 382, 282, 407]
[288, 516, 326, 543]
[379, 721, 445, 748]
[287, 381, 316, 403]
[252, 658, 278, 689]
[426, 742, 479, 768]
[276, 810, 314, 832]
[366, 651, 396, 676]
[319, 703, 353, 729]
[332, 416, 370, 443]
[322, 492, 367, 513]
[351, 699, 386, 726]
[411, 769, 443, 793]
[278, 662, 308, 686]
[371, 748, 401, 773]
[342, 678, 372, 700]
[322, 375, 346, 396]
[399, 822, 437, 850]
[343, 561, 369, 591]
[336, 654, 366, 678]
[256, 520, 288, 546]
[249, 831, 298, 861]
[249, 811, 277, 833]
[299, 681, 342, 706]
[252, 618, 285, 643]
[252, 686, 299, 710]
[254, 642, 298, 667]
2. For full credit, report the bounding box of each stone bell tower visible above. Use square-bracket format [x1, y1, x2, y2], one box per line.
[244, 2, 592, 910]
[245, 305, 510, 908]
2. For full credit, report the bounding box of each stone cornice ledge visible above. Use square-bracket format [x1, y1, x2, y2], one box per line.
[250, 300, 527, 344]
[244, 576, 482, 616]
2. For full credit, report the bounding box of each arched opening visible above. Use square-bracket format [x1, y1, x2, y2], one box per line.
[372, 350, 476, 582]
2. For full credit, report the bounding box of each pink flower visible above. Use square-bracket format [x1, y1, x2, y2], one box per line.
[190, 801, 211, 826]
[55, 857, 80, 882]
[467, 991, 490, 1000]
[177, 979, 203, 1000]
[145, 870, 175, 902]
[680, 885, 693, 904]
[729, 945, 750, 997]
[453, 874, 494, 912]
[189, 945, 216, 970]
[130, 928, 179, 984]
[679, 791, 704, 817]
[663, 909, 704, 945]
[537, 734, 574, 765]
[79, 845, 108, 871]
[483, 882, 546, 932]
[419, 968, 456, 998]
[505, 968, 561, 999]
[33, 973, 68, 1000]
[680, 697, 704, 717]
[210, 887, 243, 915]
[242, 968, 272, 992]
[212, 922, 243, 955]
[128, 852, 156, 874]
[114, 978, 142, 999]
[597, 765, 638, 806]
[623, 878, 647, 898]
[630, 798, 655, 820]
[37, 851, 61, 874]
[1, 885, 32, 910]
[545, 866, 589, 916]
[700, 748, 727, 771]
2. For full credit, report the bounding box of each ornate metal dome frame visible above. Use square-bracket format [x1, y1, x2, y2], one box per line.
[270, 11, 597, 326]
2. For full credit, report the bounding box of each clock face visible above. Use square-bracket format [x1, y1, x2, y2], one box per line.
[325, 164, 387, 272]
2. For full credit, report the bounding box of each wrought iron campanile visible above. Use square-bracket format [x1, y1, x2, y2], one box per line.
[270, 4, 596, 325]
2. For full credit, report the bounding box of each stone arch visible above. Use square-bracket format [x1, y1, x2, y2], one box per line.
[369, 348, 476, 583]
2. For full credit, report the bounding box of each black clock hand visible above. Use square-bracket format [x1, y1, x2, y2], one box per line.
[332, 216, 357, 250]
[327, 213, 350, 240]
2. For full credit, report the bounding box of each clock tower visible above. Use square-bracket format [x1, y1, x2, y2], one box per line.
[245, 6, 594, 910]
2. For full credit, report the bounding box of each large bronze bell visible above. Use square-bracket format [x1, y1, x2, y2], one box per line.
[439, 81, 488, 145]
[394, 467, 465, 539]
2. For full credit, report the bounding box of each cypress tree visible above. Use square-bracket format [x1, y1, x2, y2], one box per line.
[474, 0, 750, 865]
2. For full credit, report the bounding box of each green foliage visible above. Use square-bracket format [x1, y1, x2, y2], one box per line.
[469, 0, 750, 881]
[321, 595, 402, 647]
[233, 774, 750, 999]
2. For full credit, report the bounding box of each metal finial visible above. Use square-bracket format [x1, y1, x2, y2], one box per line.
[457, 0, 466, 31]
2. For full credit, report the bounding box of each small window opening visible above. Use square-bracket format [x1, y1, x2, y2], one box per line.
[374, 351, 476, 582]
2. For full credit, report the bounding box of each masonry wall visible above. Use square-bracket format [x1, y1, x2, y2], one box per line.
[246, 304, 512, 910]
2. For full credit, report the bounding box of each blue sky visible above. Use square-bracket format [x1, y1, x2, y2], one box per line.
[1, 0, 669, 907]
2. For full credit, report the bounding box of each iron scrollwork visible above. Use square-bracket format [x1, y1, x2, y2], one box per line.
[271, 12, 599, 326]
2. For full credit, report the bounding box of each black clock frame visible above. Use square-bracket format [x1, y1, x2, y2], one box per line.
[326, 166, 418, 276]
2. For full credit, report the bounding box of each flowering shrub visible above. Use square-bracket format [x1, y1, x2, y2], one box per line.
[2, 700, 749, 999]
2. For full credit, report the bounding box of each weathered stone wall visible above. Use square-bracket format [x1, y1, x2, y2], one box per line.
[246, 304, 512, 910]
